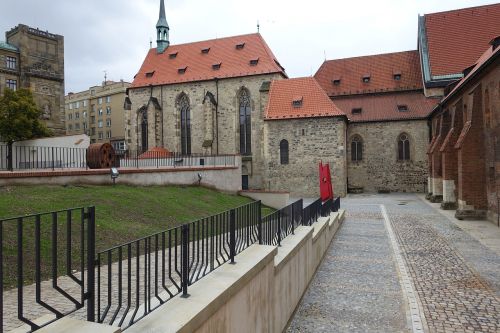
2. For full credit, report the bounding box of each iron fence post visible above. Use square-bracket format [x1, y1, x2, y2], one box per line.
[258, 201, 262, 245]
[181, 224, 190, 297]
[229, 209, 236, 264]
[291, 205, 295, 235]
[86, 206, 96, 322]
[277, 213, 281, 247]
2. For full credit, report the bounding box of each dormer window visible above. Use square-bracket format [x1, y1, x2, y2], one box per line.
[236, 43, 245, 50]
[397, 105, 409, 112]
[201, 48, 210, 54]
[292, 96, 303, 108]
[212, 63, 221, 70]
[362, 74, 370, 83]
[352, 108, 362, 114]
[250, 58, 259, 66]
[169, 52, 178, 59]
[393, 71, 402, 81]
[332, 76, 341, 85]
[145, 71, 155, 78]
[178, 66, 187, 74]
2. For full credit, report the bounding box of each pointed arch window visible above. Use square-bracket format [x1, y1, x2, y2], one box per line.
[351, 135, 363, 161]
[239, 88, 252, 155]
[178, 94, 191, 155]
[398, 133, 410, 161]
[280, 139, 289, 164]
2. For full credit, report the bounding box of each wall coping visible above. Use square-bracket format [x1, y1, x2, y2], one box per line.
[274, 226, 314, 271]
[126, 245, 277, 333]
[238, 189, 290, 194]
[312, 217, 330, 242]
[0, 166, 238, 179]
[37, 317, 120, 333]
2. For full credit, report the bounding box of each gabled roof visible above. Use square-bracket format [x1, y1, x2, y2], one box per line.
[419, 3, 500, 84]
[265, 77, 345, 120]
[332, 91, 439, 123]
[314, 51, 422, 97]
[441, 39, 500, 107]
[131, 33, 287, 88]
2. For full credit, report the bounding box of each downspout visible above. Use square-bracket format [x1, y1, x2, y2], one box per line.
[215, 77, 219, 155]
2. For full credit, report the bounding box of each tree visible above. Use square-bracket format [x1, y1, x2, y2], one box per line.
[0, 88, 52, 170]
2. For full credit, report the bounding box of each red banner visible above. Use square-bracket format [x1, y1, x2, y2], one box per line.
[319, 161, 333, 201]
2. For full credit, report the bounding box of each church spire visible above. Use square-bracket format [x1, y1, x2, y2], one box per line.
[156, 0, 169, 54]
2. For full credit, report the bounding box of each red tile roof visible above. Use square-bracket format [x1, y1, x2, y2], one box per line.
[332, 92, 439, 122]
[314, 51, 423, 97]
[443, 41, 500, 104]
[424, 3, 500, 77]
[131, 33, 286, 88]
[265, 77, 345, 120]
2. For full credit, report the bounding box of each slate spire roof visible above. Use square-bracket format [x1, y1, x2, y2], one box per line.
[132, 33, 287, 88]
[157, 0, 169, 28]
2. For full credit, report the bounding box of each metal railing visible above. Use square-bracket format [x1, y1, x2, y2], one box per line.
[0, 207, 95, 333]
[0, 145, 238, 171]
[1, 197, 341, 332]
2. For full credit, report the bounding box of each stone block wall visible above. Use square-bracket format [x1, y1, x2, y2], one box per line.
[347, 120, 429, 193]
[126, 73, 283, 190]
[263, 117, 347, 197]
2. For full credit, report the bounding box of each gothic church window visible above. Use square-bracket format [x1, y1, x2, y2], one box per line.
[239, 88, 251, 155]
[351, 135, 363, 161]
[398, 133, 410, 161]
[280, 139, 289, 165]
[178, 94, 191, 155]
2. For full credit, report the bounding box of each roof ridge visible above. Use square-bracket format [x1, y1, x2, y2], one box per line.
[323, 50, 418, 63]
[164, 32, 260, 48]
[424, 3, 500, 18]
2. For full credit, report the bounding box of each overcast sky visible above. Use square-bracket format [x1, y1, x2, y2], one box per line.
[1, 0, 497, 93]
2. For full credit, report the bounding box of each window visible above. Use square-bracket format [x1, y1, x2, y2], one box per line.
[239, 88, 251, 155]
[178, 67, 187, 74]
[351, 108, 362, 115]
[91, 127, 96, 135]
[68, 124, 73, 131]
[397, 105, 408, 112]
[178, 94, 191, 155]
[106, 131, 111, 138]
[236, 43, 245, 50]
[106, 96, 111, 103]
[83, 111, 87, 118]
[98, 108, 103, 116]
[169, 52, 178, 59]
[98, 120, 103, 128]
[106, 119, 111, 127]
[98, 132, 103, 140]
[362, 74, 370, 83]
[6, 79, 17, 91]
[98, 97, 102, 104]
[249, 58, 259, 66]
[146, 71, 155, 78]
[75, 123, 80, 130]
[332, 79, 341, 85]
[106, 106, 111, 115]
[83, 122, 88, 130]
[280, 139, 289, 165]
[75, 101, 80, 108]
[91, 116, 95, 123]
[69, 103, 73, 110]
[201, 48, 210, 54]
[398, 133, 410, 161]
[90, 89, 95, 96]
[351, 135, 363, 161]
[394, 74, 401, 81]
[212, 63, 221, 70]
[75, 112, 80, 119]
[6, 56, 16, 69]
[292, 97, 303, 108]
[83, 100, 88, 107]
[68, 113, 73, 120]
[92, 104, 96, 112]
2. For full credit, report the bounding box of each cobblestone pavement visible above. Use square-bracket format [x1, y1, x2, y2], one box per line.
[288, 193, 500, 333]
[288, 203, 409, 332]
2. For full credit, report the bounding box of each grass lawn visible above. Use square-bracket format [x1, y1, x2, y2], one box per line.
[0, 184, 274, 287]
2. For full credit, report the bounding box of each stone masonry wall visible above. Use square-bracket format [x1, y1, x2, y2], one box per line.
[347, 120, 429, 193]
[263, 117, 347, 197]
[126, 74, 283, 190]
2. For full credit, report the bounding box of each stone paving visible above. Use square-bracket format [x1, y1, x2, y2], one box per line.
[288, 193, 500, 333]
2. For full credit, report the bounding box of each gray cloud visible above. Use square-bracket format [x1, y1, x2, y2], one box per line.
[1, 0, 496, 93]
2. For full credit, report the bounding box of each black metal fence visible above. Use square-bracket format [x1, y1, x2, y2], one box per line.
[1, 197, 340, 332]
[0, 144, 237, 171]
[0, 207, 95, 333]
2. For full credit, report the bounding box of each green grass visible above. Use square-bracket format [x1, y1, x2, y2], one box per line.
[0, 184, 274, 287]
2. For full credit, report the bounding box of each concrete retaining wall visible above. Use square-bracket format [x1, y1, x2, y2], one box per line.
[238, 190, 290, 209]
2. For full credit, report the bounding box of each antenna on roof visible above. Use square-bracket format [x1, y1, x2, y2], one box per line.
[103, 70, 107, 85]
[257, 20, 260, 33]
[150, 38, 152, 49]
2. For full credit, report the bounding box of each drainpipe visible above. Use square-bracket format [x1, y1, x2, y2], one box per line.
[215, 77, 219, 155]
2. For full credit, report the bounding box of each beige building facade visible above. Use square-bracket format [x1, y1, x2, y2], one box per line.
[66, 80, 131, 149]
[1, 24, 65, 135]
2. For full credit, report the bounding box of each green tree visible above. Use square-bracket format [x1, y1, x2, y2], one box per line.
[0, 88, 52, 170]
